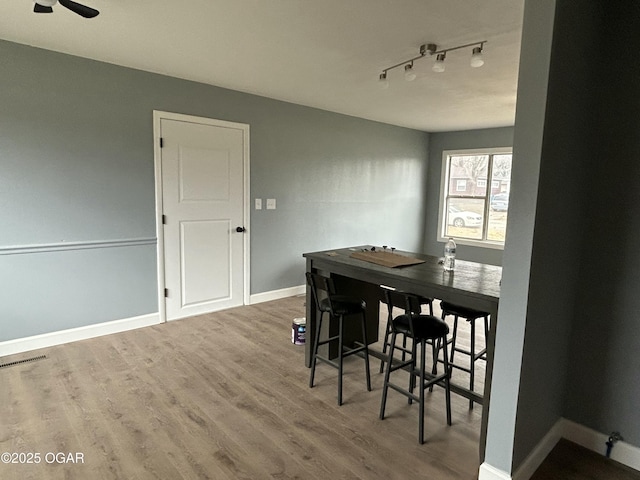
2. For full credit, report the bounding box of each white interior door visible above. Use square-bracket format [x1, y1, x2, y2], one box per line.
[157, 114, 248, 321]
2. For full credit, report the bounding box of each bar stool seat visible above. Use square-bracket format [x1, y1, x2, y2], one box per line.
[379, 290, 452, 444]
[319, 295, 365, 315]
[307, 272, 372, 406]
[379, 289, 433, 373]
[439, 301, 490, 409]
[440, 302, 487, 320]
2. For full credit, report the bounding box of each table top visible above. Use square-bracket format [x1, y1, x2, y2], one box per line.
[304, 245, 501, 312]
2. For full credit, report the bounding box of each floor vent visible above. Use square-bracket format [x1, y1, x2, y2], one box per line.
[0, 355, 47, 370]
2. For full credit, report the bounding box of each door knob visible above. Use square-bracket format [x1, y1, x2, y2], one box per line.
[236, 226, 246, 233]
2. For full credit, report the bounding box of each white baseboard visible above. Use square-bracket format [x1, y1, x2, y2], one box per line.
[512, 419, 564, 480]
[479, 462, 512, 480]
[0, 285, 307, 357]
[562, 418, 640, 472]
[0, 313, 161, 358]
[250, 285, 305, 304]
[481, 417, 640, 480]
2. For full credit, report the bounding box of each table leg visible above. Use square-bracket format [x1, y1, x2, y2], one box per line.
[333, 274, 381, 348]
[304, 258, 314, 367]
[478, 305, 498, 463]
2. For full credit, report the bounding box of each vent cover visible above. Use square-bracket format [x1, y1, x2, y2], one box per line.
[0, 355, 47, 370]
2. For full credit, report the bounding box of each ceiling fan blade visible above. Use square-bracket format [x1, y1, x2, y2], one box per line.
[34, 4, 54, 13]
[58, 0, 99, 18]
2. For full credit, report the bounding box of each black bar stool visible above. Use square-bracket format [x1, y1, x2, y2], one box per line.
[379, 290, 452, 444]
[307, 272, 372, 406]
[439, 301, 490, 409]
[379, 288, 434, 373]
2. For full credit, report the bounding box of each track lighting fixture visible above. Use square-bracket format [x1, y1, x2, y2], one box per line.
[378, 40, 486, 84]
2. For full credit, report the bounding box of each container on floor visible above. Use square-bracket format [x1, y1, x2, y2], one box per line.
[292, 318, 306, 345]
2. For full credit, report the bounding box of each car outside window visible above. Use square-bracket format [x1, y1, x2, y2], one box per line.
[438, 147, 512, 249]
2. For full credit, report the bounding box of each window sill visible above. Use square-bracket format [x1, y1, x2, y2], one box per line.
[437, 236, 505, 251]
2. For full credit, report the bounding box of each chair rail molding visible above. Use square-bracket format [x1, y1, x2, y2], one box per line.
[0, 237, 157, 255]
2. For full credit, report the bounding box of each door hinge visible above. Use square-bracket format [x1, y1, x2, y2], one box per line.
[164, 288, 169, 298]
[160, 137, 164, 148]
[162, 214, 167, 225]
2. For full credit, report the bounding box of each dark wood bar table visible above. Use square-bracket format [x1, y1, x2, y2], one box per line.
[303, 245, 501, 460]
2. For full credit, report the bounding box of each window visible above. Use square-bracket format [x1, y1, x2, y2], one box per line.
[438, 147, 512, 249]
[455, 179, 467, 191]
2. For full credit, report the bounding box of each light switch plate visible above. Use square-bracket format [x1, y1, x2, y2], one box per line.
[255, 198, 262, 210]
[266, 198, 276, 210]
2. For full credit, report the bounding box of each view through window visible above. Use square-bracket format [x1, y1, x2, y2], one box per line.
[439, 148, 512, 247]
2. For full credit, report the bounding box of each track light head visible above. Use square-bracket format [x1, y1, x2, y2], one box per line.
[404, 63, 417, 81]
[378, 72, 389, 89]
[433, 53, 446, 73]
[471, 46, 484, 68]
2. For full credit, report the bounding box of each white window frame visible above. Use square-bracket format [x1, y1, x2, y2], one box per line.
[437, 146, 512, 250]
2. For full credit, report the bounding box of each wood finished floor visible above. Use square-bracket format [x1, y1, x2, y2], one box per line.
[1, 296, 485, 479]
[1, 297, 635, 479]
[530, 438, 640, 480]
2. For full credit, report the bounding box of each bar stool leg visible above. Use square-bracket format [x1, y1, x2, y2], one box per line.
[469, 318, 476, 409]
[441, 338, 452, 426]
[379, 330, 398, 420]
[436, 312, 457, 394]
[429, 336, 439, 392]
[483, 316, 490, 358]
[379, 318, 392, 373]
[361, 312, 372, 391]
[408, 336, 418, 405]
[449, 314, 460, 367]
[418, 338, 427, 444]
[402, 335, 408, 363]
[338, 314, 344, 406]
[309, 311, 324, 388]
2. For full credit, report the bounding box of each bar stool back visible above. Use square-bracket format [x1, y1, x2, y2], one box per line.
[307, 272, 372, 406]
[379, 289, 433, 373]
[379, 290, 452, 444]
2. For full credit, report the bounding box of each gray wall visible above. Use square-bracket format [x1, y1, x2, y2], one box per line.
[249, 106, 429, 292]
[512, 0, 599, 467]
[563, 0, 640, 452]
[483, 0, 556, 472]
[423, 127, 514, 265]
[486, 0, 640, 474]
[0, 40, 428, 342]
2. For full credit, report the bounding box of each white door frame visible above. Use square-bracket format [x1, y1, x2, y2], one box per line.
[153, 110, 250, 323]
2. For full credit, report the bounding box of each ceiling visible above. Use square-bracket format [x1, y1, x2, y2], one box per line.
[0, 0, 524, 132]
